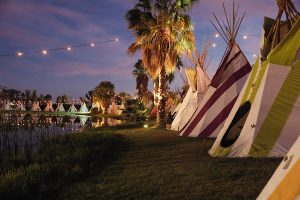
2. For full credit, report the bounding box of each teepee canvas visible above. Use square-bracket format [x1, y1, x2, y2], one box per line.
[3, 100, 11, 110]
[179, 3, 251, 138]
[171, 43, 211, 131]
[68, 103, 77, 112]
[44, 101, 54, 112]
[79, 102, 89, 114]
[31, 101, 41, 111]
[209, 1, 299, 157]
[257, 136, 300, 200]
[16, 102, 26, 111]
[56, 103, 65, 112]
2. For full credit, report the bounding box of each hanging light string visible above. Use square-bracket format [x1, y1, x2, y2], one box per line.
[0, 36, 134, 57]
[0, 30, 260, 58]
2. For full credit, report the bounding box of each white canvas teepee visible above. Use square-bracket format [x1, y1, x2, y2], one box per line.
[44, 101, 54, 112]
[56, 103, 65, 112]
[31, 101, 41, 111]
[257, 136, 300, 200]
[179, 3, 251, 138]
[68, 103, 77, 112]
[16, 101, 26, 111]
[209, 2, 300, 157]
[108, 102, 118, 115]
[79, 102, 89, 114]
[171, 66, 210, 131]
[3, 100, 11, 110]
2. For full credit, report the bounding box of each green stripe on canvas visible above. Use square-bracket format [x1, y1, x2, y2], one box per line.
[267, 18, 300, 66]
[249, 60, 300, 157]
[210, 145, 233, 157]
[241, 59, 259, 103]
[249, 61, 269, 103]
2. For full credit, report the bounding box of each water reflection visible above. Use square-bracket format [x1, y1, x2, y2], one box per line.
[0, 113, 123, 164]
[0, 113, 123, 129]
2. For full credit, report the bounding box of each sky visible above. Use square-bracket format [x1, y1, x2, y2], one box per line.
[0, 0, 299, 98]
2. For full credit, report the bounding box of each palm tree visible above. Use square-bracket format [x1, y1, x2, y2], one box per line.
[126, 0, 198, 128]
[94, 81, 115, 114]
[132, 59, 149, 102]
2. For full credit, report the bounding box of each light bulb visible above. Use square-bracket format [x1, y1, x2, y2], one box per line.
[17, 51, 24, 56]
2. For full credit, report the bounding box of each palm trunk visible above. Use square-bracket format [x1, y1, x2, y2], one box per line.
[153, 78, 159, 105]
[156, 66, 167, 128]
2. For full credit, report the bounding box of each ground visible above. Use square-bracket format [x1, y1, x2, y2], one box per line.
[62, 126, 280, 200]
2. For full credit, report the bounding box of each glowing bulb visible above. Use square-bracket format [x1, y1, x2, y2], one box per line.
[90, 43, 95, 47]
[67, 46, 72, 51]
[143, 124, 148, 128]
[17, 51, 24, 56]
[243, 35, 248, 39]
[115, 38, 119, 42]
[212, 43, 216, 47]
[253, 54, 257, 58]
[215, 33, 220, 38]
[42, 50, 47, 55]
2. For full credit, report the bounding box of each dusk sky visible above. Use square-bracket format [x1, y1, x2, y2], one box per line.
[1, 0, 299, 98]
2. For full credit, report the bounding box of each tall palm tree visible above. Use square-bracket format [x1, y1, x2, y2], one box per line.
[132, 59, 149, 102]
[94, 81, 115, 114]
[126, 0, 198, 128]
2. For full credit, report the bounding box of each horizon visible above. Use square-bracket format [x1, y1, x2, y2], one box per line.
[1, 0, 299, 98]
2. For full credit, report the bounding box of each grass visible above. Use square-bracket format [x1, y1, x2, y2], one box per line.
[59, 126, 281, 200]
[0, 129, 127, 200]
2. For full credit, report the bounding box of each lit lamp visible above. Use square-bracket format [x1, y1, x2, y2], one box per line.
[17, 51, 24, 56]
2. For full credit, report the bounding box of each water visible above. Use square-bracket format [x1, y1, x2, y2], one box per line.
[0, 113, 123, 167]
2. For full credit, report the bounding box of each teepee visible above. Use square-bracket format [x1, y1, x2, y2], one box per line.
[3, 100, 11, 110]
[108, 101, 118, 115]
[56, 103, 65, 112]
[16, 101, 26, 111]
[44, 101, 54, 112]
[68, 103, 77, 112]
[179, 3, 252, 137]
[171, 42, 211, 131]
[257, 136, 300, 200]
[31, 101, 41, 111]
[209, 0, 299, 157]
[79, 102, 89, 114]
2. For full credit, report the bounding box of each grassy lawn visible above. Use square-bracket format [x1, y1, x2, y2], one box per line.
[61, 126, 281, 200]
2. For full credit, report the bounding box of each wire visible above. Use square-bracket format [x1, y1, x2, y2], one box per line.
[0, 36, 134, 57]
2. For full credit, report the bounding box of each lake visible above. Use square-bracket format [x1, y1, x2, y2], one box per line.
[0, 113, 123, 168]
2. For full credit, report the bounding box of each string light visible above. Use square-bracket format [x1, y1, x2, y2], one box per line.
[67, 46, 72, 51]
[253, 54, 257, 58]
[243, 35, 248, 39]
[42, 50, 47, 55]
[115, 38, 119, 42]
[90, 42, 95, 47]
[215, 33, 220, 38]
[212, 43, 216, 47]
[17, 51, 24, 56]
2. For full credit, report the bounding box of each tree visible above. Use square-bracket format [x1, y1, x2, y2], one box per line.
[62, 95, 68, 104]
[44, 94, 52, 101]
[126, 0, 197, 128]
[31, 90, 38, 102]
[93, 81, 115, 114]
[132, 59, 149, 102]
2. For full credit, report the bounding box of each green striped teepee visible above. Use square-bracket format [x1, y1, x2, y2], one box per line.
[209, 0, 300, 157]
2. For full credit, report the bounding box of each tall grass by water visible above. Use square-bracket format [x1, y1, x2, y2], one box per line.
[0, 114, 130, 200]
